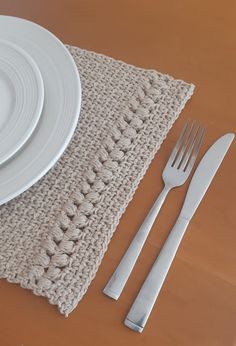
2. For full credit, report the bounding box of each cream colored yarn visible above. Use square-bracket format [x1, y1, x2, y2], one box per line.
[0, 45, 194, 316]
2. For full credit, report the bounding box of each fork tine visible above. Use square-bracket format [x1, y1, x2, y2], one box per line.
[173, 122, 195, 168]
[179, 124, 200, 170]
[166, 122, 189, 167]
[185, 127, 205, 173]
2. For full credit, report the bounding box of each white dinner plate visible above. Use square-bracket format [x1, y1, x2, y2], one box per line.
[0, 16, 81, 205]
[0, 39, 44, 164]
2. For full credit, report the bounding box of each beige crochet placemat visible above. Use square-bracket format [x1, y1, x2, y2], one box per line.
[0, 45, 194, 316]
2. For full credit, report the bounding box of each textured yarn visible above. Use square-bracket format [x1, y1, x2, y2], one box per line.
[0, 45, 194, 316]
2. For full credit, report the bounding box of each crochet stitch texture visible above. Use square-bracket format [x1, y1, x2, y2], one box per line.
[0, 45, 194, 316]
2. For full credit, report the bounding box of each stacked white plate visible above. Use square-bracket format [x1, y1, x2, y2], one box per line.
[0, 16, 81, 205]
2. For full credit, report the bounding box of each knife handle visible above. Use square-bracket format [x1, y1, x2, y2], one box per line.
[103, 186, 170, 300]
[124, 216, 189, 333]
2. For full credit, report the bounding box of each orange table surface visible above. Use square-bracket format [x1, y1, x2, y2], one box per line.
[0, 1, 236, 345]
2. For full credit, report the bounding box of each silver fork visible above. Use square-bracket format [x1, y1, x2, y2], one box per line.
[103, 122, 205, 300]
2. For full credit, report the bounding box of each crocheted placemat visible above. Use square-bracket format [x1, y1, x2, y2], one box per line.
[0, 45, 194, 316]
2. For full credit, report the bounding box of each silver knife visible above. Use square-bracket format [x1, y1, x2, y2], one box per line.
[124, 133, 234, 333]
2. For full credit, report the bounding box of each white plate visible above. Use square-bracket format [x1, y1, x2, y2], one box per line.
[0, 39, 44, 164]
[0, 16, 81, 205]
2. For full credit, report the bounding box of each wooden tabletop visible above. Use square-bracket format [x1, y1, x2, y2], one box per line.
[0, 1, 236, 345]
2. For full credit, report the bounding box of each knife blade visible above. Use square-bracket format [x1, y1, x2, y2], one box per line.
[124, 133, 234, 333]
[180, 133, 234, 220]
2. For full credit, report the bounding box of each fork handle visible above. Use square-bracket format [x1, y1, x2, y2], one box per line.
[124, 216, 189, 332]
[103, 185, 170, 300]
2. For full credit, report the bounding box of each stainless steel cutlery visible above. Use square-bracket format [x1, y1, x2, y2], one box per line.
[104, 122, 205, 300]
[124, 133, 234, 332]
[103, 121, 234, 333]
